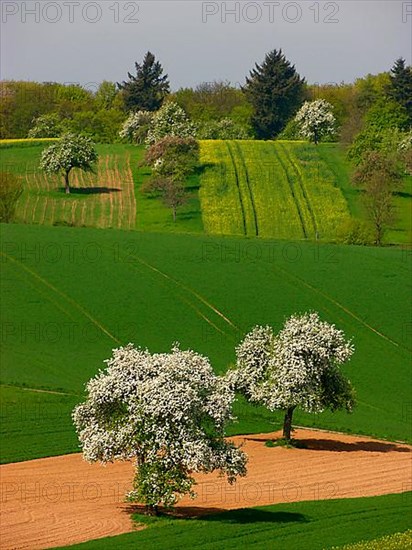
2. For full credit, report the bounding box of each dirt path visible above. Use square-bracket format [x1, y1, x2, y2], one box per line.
[1, 429, 411, 549]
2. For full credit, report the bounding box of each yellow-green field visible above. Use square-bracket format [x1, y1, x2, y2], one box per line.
[199, 140, 352, 240]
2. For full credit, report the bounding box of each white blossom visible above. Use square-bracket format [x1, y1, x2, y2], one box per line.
[40, 133, 98, 175]
[229, 312, 355, 416]
[73, 343, 247, 510]
[295, 99, 336, 144]
[146, 102, 197, 145]
[119, 111, 153, 144]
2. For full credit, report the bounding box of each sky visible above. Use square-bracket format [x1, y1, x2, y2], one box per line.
[1, 1, 411, 90]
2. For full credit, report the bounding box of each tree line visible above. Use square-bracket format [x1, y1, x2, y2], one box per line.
[2, 50, 411, 244]
[1, 50, 411, 145]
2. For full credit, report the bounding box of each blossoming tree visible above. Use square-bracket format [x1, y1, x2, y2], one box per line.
[40, 133, 98, 194]
[73, 344, 247, 514]
[119, 111, 153, 144]
[146, 101, 196, 145]
[295, 99, 336, 144]
[229, 312, 355, 442]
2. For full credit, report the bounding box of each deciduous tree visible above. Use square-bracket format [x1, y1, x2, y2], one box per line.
[228, 313, 355, 443]
[40, 133, 98, 194]
[295, 99, 336, 144]
[142, 136, 199, 221]
[352, 151, 404, 245]
[119, 111, 153, 144]
[146, 102, 196, 145]
[73, 344, 247, 514]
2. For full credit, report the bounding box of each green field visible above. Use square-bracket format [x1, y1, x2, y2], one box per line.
[200, 140, 348, 240]
[1, 223, 411, 463]
[2, 140, 411, 244]
[0, 143, 203, 234]
[58, 492, 412, 550]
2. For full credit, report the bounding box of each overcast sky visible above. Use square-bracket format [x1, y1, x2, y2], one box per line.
[1, 1, 411, 90]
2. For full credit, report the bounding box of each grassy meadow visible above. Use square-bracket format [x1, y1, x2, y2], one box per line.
[1, 223, 411, 463]
[2, 140, 411, 243]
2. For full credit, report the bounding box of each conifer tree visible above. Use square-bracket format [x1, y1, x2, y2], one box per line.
[388, 58, 412, 124]
[243, 49, 306, 139]
[118, 51, 170, 112]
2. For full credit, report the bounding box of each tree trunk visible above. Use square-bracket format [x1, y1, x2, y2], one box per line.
[64, 171, 70, 194]
[172, 206, 176, 222]
[283, 406, 296, 442]
[375, 222, 383, 246]
[145, 504, 159, 516]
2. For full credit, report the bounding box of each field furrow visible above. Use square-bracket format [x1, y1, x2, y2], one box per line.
[13, 153, 138, 230]
[199, 140, 246, 235]
[199, 141, 352, 241]
[231, 141, 259, 236]
[280, 142, 352, 239]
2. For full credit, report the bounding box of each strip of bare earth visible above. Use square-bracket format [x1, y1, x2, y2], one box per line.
[0, 429, 410, 550]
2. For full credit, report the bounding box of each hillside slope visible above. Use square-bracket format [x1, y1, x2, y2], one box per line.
[1, 224, 411, 462]
[199, 140, 352, 240]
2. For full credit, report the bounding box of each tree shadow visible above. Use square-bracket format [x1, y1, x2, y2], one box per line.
[196, 162, 219, 175]
[123, 503, 225, 520]
[202, 508, 308, 525]
[393, 191, 412, 199]
[58, 187, 121, 195]
[243, 436, 411, 453]
[297, 439, 411, 453]
[123, 504, 308, 525]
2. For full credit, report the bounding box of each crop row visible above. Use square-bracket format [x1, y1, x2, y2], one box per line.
[199, 140, 246, 236]
[199, 140, 352, 241]
[16, 155, 136, 230]
[279, 142, 352, 238]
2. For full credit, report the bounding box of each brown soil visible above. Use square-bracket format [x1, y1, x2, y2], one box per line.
[1, 429, 411, 549]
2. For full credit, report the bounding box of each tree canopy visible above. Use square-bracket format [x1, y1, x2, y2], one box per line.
[243, 49, 306, 139]
[40, 133, 98, 194]
[73, 343, 247, 514]
[229, 313, 355, 442]
[118, 51, 170, 112]
[295, 99, 336, 144]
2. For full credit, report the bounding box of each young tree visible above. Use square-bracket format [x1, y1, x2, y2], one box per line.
[0, 172, 23, 223]
[387, 58, 412, 124]
[119, 110, 153, 144]
[352, 151, 404, 245]
[295, 99, 336, 144]
[146, 102, 196, 145]
[228, 313, 355, 443]
[118, 51, 170, 112]
[142, 136, 199, 221]
[40, 133, 98, 194]
[73, 344, 247, 514]
[144, 177, 187, 222]
[243, 49, 306, 139]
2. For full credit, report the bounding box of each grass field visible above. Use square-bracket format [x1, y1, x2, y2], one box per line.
[59, 492, 412, 550]
[0, 143, 203, 234]
[3, 140, 410, 243]
[1, 223, 411, 463]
